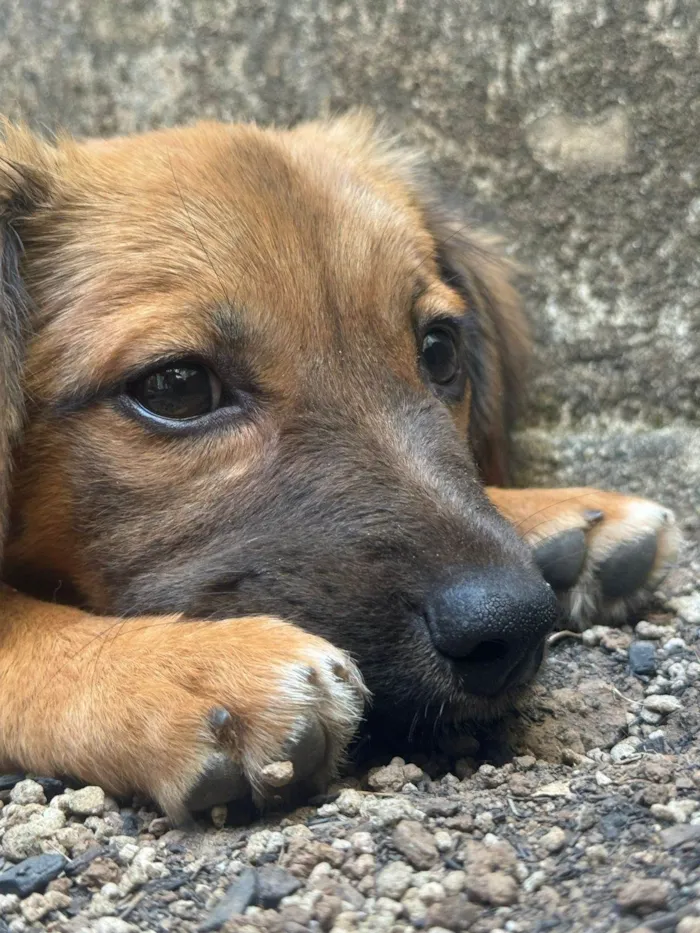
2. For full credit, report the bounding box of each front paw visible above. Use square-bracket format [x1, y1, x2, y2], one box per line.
[21, 615, 367, 822]
[182, 622, 368, 815]
[526, 491, 680, 630]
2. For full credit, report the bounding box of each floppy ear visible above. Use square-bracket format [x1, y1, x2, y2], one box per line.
[0, 151, 51, 566]
[423, 204, 530, 487]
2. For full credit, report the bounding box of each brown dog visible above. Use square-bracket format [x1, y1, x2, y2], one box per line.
[0, 114, 679, 819]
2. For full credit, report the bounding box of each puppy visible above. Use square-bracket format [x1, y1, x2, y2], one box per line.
[0, 114, 678, 819]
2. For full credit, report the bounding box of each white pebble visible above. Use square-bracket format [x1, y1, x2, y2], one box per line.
[582, 626, 611, 647]
[417, 881, 445, 904]
[643, 694, 683, 714]
[609, 738, 642, 763]
[9, 781, 46, 806]
[67, 786, 106, 817]
[651, 800, 697, 824]
[670, 594, 700, 624]
[244, 829, 285, 863]
[663, 637, 687, 656]
[635, 621, 672, 639]
[540, 826, 567, 853]
[350, 831, 375, 854]
[376, 861, 415, 899]
[93, 920, 139, 933]
[0, 894, 20, 915]
[433, 830, 453, 853]
[522, 869, 546, 894]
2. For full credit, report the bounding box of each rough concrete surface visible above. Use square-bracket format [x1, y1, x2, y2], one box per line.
[1, 0, 697, 519]
[0, 1, 698, 931]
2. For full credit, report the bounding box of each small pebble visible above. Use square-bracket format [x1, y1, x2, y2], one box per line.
[66, 787, 106, 817]
[392, 821, 438, 869]
[199, 869, 257, 932]
[650, 800, 697, 824]
[465, 870, 519, 906]
[663, 637, 687, 656]
[8, 783, 45, 808]
[677, 919, 700, 933]
[20, 890, 70, 923]
[616, 877, 671, 913]
[522, 870, 546, 894]
[628, 642, 657, 676]
[635, 621, 672, 640]
[540, 827, 567, 853]
[582, 626, 611, 647]
[256, 867, 301, 908]
[375, 861, 414, 899]
[0, 855, 67, 898]
[643, 695, 683, 715]
[210, 806, 227, 830]
[610, 738, 642, 763]
[670, 594, 700, 624]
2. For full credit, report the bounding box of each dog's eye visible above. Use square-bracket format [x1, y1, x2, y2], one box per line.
[421, 327, 460, 386]
[128, 363, 222, 420]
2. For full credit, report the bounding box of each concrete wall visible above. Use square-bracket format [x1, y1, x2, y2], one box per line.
[1, 0, 697, 525]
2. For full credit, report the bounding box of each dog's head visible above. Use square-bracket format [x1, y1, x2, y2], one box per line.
[0, 114, 557, 743]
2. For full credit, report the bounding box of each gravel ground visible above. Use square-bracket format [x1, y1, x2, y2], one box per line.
[1, 522, 698, 933]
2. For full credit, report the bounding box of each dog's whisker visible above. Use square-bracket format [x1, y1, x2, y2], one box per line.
[510, 491, 602, 532]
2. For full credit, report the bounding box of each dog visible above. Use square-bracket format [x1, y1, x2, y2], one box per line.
[0, 114, 679, 820]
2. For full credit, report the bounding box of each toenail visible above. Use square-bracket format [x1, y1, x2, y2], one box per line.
[332, 662, 349, 681]
[207, 706, 232, 732]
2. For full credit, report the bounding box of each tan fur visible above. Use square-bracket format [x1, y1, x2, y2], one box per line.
[0, 115, 676, 814]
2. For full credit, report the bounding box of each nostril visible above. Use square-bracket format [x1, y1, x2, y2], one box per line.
[462, 639, 510, 665]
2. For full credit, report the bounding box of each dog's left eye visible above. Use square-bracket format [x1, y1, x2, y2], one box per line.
[421, 327, 460, 386]
[128, 363, 222, 420]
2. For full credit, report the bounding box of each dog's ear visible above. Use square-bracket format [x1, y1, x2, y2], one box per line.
[0, 137, 52, 566]
[422, 204, 530, 487]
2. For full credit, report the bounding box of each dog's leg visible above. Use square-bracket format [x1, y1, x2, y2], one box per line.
[0, 585, 366, 820]
[486, 487, 680, 630]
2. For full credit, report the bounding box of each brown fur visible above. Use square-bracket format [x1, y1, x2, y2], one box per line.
[0, 114, 676, 816]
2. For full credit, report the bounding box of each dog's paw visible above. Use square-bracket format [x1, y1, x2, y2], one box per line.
[180, 623, 368, 817]
[524, 490, 680, 630]
[47, 616, 367, 822]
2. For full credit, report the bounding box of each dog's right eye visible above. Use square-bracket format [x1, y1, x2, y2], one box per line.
[127, 363, 222, 421]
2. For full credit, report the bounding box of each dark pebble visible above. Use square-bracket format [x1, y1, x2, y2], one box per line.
[0, 775, 24, 793]
[120, 813, 140, 836]
[629, 641, 657, 676]
[642, 733, 667, 754]
[0, 854, 67, 897]
[199, 868, 258, 932]
[144, 871, 190, 893]
[421, 797, 460, 817]
[660, 824, 700, 849]
[66, 846, 108, 877]
[257, 867, 302, 908]
[33, 777, 65, 801]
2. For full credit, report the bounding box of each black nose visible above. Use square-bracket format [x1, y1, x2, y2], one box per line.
[424, 568, 558, 696]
